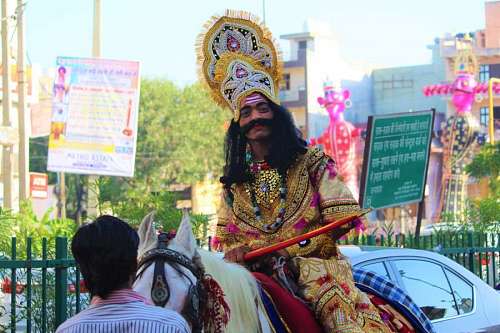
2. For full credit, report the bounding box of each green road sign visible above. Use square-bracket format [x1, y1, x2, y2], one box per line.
[359, 109, 435, 210]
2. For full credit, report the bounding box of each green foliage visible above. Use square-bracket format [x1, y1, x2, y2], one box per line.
[466, 142, 500, 195]
[0, 202, 75, 258]
[474, 197, 500, 228]
[104, 190, 209, 239]
[464, 142, 500, 229]
[110, 191, 182, 229]
[166, 83, 229, 183]
[117, 79, 228, 194]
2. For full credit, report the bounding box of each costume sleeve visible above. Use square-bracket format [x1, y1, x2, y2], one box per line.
[213, 190, 242, 252]
[311, 154, 365, 240]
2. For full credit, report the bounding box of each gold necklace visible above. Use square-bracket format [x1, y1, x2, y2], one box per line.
[248, 168, 282, 207]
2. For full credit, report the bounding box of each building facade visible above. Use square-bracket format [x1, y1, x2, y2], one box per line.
[278, 1, 500, 228]
[279, 20, 373, 139]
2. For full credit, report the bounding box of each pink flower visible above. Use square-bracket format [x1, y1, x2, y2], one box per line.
[226, 223, 240, 234]
[293, 218, 308, 230]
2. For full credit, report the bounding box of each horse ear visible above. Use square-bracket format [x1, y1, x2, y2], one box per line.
[138, 211, 158, 256]
[171, 209, 197, 258]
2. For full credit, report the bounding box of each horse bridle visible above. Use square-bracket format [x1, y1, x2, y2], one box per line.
[136, 233, 206, 333]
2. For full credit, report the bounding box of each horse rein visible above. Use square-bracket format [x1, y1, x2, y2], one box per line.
[136, 232, 206, 333]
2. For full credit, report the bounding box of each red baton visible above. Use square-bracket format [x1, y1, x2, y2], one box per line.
[243, 210, 369, 261]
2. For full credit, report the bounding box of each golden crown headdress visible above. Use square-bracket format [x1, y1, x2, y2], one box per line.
[197, 10, 283, 120]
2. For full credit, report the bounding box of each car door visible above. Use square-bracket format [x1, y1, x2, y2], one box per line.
[388, 258, 489, 333]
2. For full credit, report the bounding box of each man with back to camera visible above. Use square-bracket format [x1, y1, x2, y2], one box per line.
[56, 215, 190, 333]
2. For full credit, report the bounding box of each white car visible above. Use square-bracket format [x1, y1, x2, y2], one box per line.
[341, 245, 500, 333]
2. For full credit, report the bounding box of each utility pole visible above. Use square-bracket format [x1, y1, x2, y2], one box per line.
[2, 0, 14, 209]
[262, 0, 266, 23]
[17, 0, 28, 201]
[93, 0, 101, 57]
[86, 0, 101, 217]
[57, 171, 66, 218]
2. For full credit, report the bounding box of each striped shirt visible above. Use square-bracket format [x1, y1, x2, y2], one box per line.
[56, 289, 190, 333]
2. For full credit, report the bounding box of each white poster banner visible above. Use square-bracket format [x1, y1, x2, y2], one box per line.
[47, 57, 140, 177]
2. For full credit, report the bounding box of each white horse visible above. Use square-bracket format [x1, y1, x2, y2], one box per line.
[133, 211, 272, 333]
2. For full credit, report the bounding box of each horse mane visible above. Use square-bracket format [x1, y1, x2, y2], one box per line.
[198, 249, 264, 333]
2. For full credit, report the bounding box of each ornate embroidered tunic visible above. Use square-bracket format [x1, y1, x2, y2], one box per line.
[216, 148, 361, 257]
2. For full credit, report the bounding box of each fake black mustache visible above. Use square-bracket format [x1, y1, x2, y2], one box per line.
[240, 118, 274, 135]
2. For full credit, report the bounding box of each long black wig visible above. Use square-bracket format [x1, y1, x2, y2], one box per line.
[220, 101, 308, 191]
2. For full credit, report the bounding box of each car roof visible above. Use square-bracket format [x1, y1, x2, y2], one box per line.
[339, 245, 454, 263]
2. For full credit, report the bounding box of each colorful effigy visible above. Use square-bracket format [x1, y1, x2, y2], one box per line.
[310, 82, 362, 199]
[423, 35, 490, 220]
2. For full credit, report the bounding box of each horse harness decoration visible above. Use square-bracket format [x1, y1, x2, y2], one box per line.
[136, 232, 230, 333]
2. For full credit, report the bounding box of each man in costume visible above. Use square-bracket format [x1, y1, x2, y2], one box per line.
[198, 10, 392, 333]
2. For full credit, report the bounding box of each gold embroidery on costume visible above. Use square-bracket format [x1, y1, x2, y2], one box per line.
[218, 148, 365, 256]
[246, 168, 282, 206]
[232, 150, 312, 233]
[294, 256, 392, 333]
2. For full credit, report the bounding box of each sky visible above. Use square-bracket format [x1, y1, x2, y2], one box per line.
[26, 0, 488, 86]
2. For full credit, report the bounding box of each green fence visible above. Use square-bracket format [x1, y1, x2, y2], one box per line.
[340, 232, 500, 287]
[0, 237, 87, 333]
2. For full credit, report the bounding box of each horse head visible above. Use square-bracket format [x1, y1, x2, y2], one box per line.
[134, 210, 207, 330]
[134, 210, 235, 333]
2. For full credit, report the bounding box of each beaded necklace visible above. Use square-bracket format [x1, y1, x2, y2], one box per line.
[246, 152, 287, 232]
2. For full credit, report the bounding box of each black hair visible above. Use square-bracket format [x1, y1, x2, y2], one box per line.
[71, 215, 139, 299]
[220, 100, 307, 190]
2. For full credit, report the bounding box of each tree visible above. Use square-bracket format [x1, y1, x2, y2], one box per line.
[465, 142, 500, 195]
[99, 79, 228, 190]
[465, 142, 500, 227]
[132, 80, 228, 186]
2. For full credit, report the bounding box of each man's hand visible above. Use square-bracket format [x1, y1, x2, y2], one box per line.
[223, 245, 251, 264]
